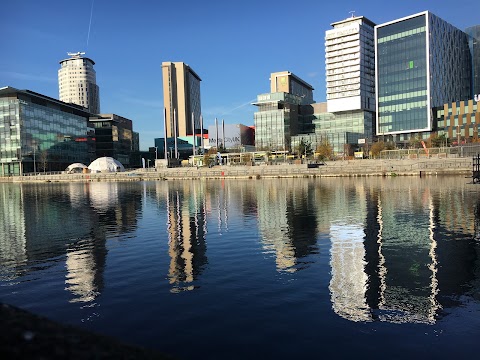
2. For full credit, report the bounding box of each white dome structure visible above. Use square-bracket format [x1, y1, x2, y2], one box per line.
[66, 163, 87, 173]
[88, 157, 125, 173]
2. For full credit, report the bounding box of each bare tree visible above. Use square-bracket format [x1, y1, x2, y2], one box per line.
[38, 150, 49, 173]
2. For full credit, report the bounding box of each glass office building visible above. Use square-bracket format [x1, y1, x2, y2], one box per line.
[466, 25, 480, 96]
[292, 103, 374, 155]
[375, 12, 471, 143]
[89, 114, 137, 167]
[0, 87, 94, 176]
[253, 92, 304, 151]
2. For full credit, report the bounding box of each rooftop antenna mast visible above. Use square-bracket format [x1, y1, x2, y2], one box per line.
[349, 10, 355, 18]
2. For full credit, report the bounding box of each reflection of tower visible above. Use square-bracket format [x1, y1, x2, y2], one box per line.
[363, 189, 382, 314]
[64, 182, 141, 305]
[257, 180, 319, 273]
[327, 180, 445, 324]
[256, 180, 296, 272]
[65, 235, 107, 304]
[0, 184, 27, 280]
[166, 183, 207, 292]
[376, 187, 440, 323]
[286, 182, 318, 261]
[329, 222, 371, 322]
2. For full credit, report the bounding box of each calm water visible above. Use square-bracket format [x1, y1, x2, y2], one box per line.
[1, 177, 479, 358]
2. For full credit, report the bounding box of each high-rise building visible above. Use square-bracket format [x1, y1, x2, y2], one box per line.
[162, 62, 202, 138]
[325, 16, 376, 113]
[58, 52, 100, 114]
[254, 72, 314, 151]
[375, 12, 471, 143]
[270, 71, 314, 104]
[466, 25, 480, 96]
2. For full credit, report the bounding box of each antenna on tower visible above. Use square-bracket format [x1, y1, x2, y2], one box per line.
[349, 10, 355, 18]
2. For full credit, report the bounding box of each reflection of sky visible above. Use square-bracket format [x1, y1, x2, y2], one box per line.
[329, 222, 370, 322]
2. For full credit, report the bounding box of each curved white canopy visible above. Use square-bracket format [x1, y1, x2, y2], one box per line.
[88, 157, 125, 172]
[66, 163, 87, 172]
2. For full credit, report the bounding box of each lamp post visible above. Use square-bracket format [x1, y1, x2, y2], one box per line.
[33, 146, 36, 174]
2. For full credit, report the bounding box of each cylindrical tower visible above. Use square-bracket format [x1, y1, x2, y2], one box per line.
[58, 52, 100, 114]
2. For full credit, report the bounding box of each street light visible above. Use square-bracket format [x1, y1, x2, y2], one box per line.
[33, 146, 36, 174]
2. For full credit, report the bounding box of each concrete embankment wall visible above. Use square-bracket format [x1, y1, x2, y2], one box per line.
[0, 158, 473, 183]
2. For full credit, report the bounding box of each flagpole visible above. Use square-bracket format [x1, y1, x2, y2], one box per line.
[163, 107, 168, 160]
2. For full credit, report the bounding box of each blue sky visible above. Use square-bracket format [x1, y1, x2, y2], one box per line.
[1, 0, 478, 150]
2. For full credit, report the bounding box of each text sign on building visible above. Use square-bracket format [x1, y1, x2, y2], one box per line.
[208, 124, 242, 149]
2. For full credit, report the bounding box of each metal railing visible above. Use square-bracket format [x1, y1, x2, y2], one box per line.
[380, 144, 480, 159]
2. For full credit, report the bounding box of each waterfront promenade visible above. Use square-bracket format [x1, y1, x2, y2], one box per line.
[0, 157, 473, 183]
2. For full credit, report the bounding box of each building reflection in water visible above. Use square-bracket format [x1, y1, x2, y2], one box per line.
[257, 179, 318, 273]
[327, 178, 479, 324]
[374, 187, 440, 323]
[0, 182, 141, 315]
[329, 222, 370, 322]
[1, 178, 480, 325]
[65, 235, 107, 304]
[63, 182, 141, 305]
[166, 182, 208, 293]
[0, 184, 27, 280]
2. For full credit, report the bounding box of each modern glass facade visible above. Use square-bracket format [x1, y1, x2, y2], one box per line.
[253, 92, 304, 151]
[466, 25, 480, 96]
[376, 14, 429, 135]
[89, 114, 135, 167]
[0, 87, 93, 176]
[376, 12, 471, 141]
[292, 106, 374, 155]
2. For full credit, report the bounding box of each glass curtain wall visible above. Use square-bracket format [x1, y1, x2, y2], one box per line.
[0, 97, 91, 176]
[376, 14, 428, 135]
[254, 110, 288, 151]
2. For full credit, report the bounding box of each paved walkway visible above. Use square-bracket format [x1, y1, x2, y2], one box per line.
[0, 158, 474, 183]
